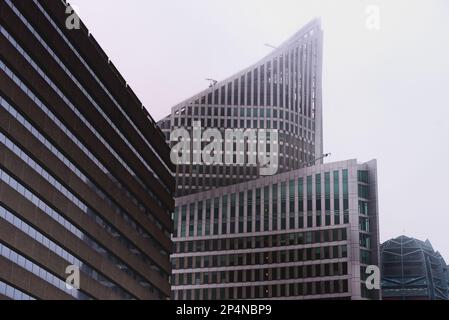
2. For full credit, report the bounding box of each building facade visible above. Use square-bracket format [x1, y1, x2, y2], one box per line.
[381, 236, 449, 300]
[158, 19, 323, 197]
[0, 0, 174, 299]
[171, 159, 380, 300]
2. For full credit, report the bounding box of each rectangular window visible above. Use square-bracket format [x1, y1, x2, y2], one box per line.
[307, 176, 313, 227]
[241, 75, 246, 106]
[279, 56, 284, 108]
[316, 174, 322, 227]
[239, 192, 244, 233]
[214, 89, 219, 105]
[247, 72, 252, 106]
[264, 186, 269, 231]
[281, 182, 287, 229]
[213, 198, 219, 235]
[219, 86, 225, 105]
[230, 194, 236, 234]
[197, 201, 203, 236]
[272, 184, 278, 230]
[358, 200, 368, 215]
[247, 190, 253, 232]
[289, 180, 295, 228]
[325, 172, 331, 226]
[180, 205, 187, 237]
[234, 79, 239, 105]
[222, 196, 228, 234]
[342, 169, 348, 195]
[189, 203, 195, 236]
[343, 169, 349, 223]
[260, 65, 265, 106]
[253, 69, 258, 106]
[357, 170, 369, 183]
[298, 178, 304, 228]
[205, 200, 211, 235]
[267, 62, 272, 106]
[173, 207, 179, 237]
[273, 58, 278, 107]
[334, 171, 340, 225]
[255, 188, 261, 231]
[358, 184, 369, 199]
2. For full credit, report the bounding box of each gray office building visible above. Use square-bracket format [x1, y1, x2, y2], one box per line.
[170, 159, 381, 300]
[158, 19, 323, 197]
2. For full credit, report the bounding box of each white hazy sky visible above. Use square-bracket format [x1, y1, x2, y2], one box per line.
[72, 0, 449, 260]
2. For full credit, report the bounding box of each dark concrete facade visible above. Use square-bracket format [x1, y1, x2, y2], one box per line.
[0, 0, 174, 300]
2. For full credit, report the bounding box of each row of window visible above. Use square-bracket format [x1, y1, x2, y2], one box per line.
[171, 140, 314, 166]
[31, 0, 172, 182]
[173, 279, 349, 300]
[173, 228, 348, 253]
[7, 0, 172, 197]
[0, 281, 35, 301]
[0, 204, 134, 299]
[170, 129, 317, 196]
[0, 26, 170, 236]
[174, 35, 319, 117]
[0, 129, 166, 281]
[175, 171, 351, 237]
[178, 105, 313, 122]
[0, 95, 168, 262]
[173, 115, 312, 134]
[0, 55, 171, 259]
[172, 262, 348, 286]
[0, 167, 162, 299]
[0, 56, 169, 249]
[0, 243, 92, 300]
[172, 245, 348, 270]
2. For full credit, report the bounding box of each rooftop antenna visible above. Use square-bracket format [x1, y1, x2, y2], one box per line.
[206, 78, 218, 88]
[302, 153, 331, 168]
[264, 43, 278, 50]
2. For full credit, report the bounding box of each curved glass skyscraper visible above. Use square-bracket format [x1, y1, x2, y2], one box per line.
[158, 19, 323, 197]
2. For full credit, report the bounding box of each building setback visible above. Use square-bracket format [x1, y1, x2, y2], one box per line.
[381, 236, 449, 300]
[0, 0, 174, 299]
[158, 19, 323, 197]
[171, 159, 381, 300]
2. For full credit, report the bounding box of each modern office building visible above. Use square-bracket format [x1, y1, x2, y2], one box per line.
[446, 265, 449, 292]
[0, 0, 175, 299]
[158, 19, 323, 197]
[171, 159, 381, 300]
[381, 236, 449, 300]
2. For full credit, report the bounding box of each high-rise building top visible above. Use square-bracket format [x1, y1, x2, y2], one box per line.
[0, 0, 174, 299]
[171, 159, 381, 300]
[381, 235, 449, 300]
[158, 19, 323, 196]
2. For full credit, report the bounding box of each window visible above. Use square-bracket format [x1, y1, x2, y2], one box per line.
[358, 170, 369, 183]
[197, 201, 203, 236]
[272, 184, 278, 230]
[289, 180, 295, 228]
[281, 182, 286, 229]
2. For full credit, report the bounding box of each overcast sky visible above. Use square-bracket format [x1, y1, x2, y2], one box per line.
[72, 0, 449, 260]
